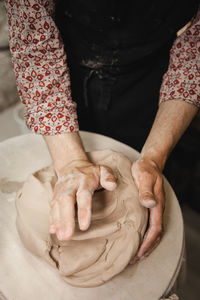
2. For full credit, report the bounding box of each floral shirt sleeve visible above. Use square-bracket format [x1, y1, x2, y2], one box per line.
[159, 7, 200, 108]
[4, 0, 79, 135]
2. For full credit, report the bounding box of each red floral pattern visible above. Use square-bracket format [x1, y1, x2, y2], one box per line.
[4, 0, 79, 135]
[4, 1, 200, 136]
[160, 8, 200, 108]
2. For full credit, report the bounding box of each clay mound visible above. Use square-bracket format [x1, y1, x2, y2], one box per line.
[15, 149, 148, 287]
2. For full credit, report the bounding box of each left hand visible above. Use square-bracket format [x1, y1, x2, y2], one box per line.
[130, 156, 165, 262]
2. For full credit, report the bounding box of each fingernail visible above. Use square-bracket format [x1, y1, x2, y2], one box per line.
[79, 210, 91, 230]
[80, 220, 90, 231]
[142, 199, 156, 208]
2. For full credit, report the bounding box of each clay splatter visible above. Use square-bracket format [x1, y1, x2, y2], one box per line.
[0, 177, 24, 194]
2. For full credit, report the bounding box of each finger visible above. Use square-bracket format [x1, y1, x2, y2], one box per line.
[57, 192, 76, 241]
[49, 201, 60, 235]
[136, 204, 163, 258]
[76, 189, 93, 231]
[136, 226, 161, 259]
[99, 165, 117, 191]
[138, 182, 165, 258]
[129, 233, 161, 264]
[141, 235, 162, 259]
[137, 172, 157, 208]
[154, 176, 166, 212]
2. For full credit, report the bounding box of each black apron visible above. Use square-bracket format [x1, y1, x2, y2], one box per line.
[55, 1, 200, 205]
[55, 0, 198, 150]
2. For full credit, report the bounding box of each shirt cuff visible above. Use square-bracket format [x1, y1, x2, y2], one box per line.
[24, 101, 79, 135]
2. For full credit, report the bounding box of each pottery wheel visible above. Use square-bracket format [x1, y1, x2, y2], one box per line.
[0, 131, 184, 300]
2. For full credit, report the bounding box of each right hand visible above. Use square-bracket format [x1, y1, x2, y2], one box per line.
[49, 159, 117, 241]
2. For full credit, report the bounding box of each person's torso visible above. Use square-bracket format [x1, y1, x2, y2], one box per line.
[55, 0, 199, 69]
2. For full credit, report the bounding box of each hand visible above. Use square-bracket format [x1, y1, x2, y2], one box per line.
[49, 159, 117, 241]
[130, 157, 165, 261]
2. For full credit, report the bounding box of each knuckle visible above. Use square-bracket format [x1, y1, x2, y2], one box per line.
[108, 168, 115, 177]
[65, 177, 77, 187]
[140, 191, 154, 198]
[106, 172, 115, 179]
[79, 172, 94, 184]
[103, 165, 114, 175]
[87, 173, 97, 183]
[105, 174, 116, 182]
[57, 193, 73, 204]
[77, 189, 91, 198]
[142, 171, 154, 181]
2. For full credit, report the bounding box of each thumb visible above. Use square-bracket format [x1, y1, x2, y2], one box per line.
[134, 172, 157, 208]
[99, 165, 117, 191]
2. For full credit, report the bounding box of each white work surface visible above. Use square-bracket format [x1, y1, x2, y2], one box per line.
[0, 132, 184, 300]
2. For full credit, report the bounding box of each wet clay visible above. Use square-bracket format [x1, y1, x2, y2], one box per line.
[15, 149, 148, 287]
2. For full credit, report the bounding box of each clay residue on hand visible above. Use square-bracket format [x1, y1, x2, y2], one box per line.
[15, 149, 148, 288]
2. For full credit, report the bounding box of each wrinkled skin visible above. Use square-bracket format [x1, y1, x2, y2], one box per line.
[49, 156, 165, 260]
[130, 157, 165, 261]
[49, 160, 117, 240]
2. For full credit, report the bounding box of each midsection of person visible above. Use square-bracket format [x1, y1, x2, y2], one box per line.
[55, 0, 199, 151]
